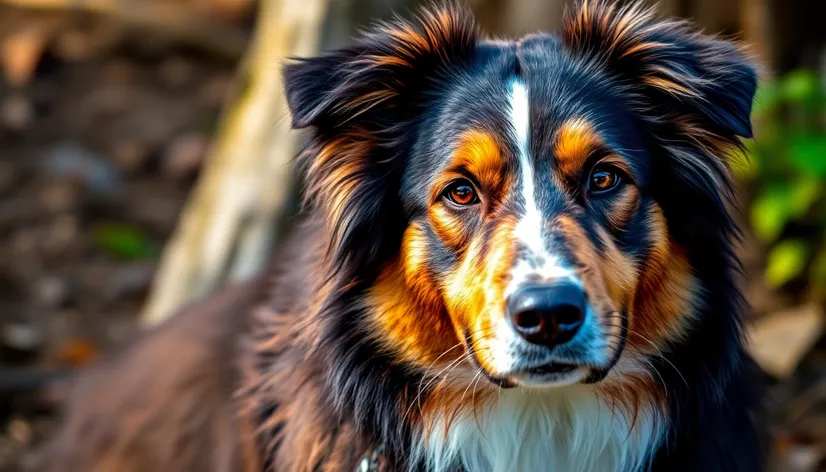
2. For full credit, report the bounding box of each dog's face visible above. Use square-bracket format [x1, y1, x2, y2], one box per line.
[285, 2, 756, 392]
[399, 65, 659, 388]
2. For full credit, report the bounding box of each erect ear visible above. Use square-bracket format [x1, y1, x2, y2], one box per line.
[283, 6, 477, 129]
[560, 0, 758, 141]
[282, 7, 478, 276]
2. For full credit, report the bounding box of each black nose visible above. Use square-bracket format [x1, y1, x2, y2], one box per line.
[506, 283, 586, 347]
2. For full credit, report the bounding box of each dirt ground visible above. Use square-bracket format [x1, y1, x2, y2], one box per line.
[0, 5, 824, 472]
[0, 7, 238, 469]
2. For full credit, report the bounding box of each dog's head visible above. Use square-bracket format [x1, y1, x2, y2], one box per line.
[285, 1, 756, 393]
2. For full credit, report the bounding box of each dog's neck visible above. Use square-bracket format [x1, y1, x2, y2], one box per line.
[239, 223, 671, 472]
[410, 365, 664, 472]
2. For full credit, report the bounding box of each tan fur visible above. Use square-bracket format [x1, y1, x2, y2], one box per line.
[553, 117, 603, 178]
[27, 3, 748, 470]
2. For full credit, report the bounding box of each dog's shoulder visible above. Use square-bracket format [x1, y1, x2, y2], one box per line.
[27, 279, 262, 472]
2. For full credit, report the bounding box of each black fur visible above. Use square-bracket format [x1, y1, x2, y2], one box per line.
[32, 3, 766, 472]
[281, 2, 765, 470]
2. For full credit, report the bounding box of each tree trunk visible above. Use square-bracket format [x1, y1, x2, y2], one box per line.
[141, 0, 329, 325]
[739, 0, 773, 70]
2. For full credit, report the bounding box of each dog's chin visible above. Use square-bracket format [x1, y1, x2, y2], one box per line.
[473, 361, 594, 389]
[475, 349, 627, 390]
[462, 328, 627, 390]
[506, 364, 591, 388]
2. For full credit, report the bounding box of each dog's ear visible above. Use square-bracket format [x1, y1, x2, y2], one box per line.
[282, 7, 477, 275]
[284, 7, 477, 129]
[560, 0, 757, 141]
[560, 0, 758, 212]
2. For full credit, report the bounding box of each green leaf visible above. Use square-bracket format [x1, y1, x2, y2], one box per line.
[747, 125, 786, 175]
[751, 189, 789, 242]
[751, 180, 821, 242]
[780, 69, 822, 105]
[786, 178, 821, 218]
[789, 135, 826, 176]
[92, 223, 156, 260]
[810, 246, 826, 284]
[765, 240, 809, 288]
[752, 82, 780, 116]
[731, 156, 757, 180]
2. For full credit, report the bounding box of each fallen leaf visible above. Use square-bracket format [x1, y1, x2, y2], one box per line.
[1, 18, 58, 86]
[58, 339, 99, 367]
[748, 304, 825, 379]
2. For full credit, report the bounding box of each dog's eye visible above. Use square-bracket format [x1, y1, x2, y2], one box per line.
[588, 164, 622, 195]
[443, 179, 479, 206]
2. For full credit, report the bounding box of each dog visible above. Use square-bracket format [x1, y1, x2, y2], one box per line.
[29, 1, 765, 471]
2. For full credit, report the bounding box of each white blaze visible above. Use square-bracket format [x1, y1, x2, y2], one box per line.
[507, 79, 578, 294]
[510, 80, 545, 257]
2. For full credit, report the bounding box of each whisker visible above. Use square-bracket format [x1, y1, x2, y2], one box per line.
[406, 352, 473, 419]
[600, 323, 689, 389]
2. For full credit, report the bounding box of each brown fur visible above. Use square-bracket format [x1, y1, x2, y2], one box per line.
[28, 278, 262, 472]
[234, 222, 385, 472]
[28, 224, 375, 472]
[27, 1, 759, 470]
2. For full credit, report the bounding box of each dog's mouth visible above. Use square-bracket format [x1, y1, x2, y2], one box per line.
[507, 361, 591, 387]
[522, 361, 579, 375]
[461, 332, 590, 389]
[461, 310, 628, 388]
[462, 337, 517, 388]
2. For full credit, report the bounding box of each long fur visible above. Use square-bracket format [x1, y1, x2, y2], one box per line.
[29, 2, 766, 472]
[413, 386, 663, 472]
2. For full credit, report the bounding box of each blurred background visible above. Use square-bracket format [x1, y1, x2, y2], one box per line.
[0, 0, 821, 470]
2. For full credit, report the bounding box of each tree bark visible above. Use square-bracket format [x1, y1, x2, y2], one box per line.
[739, 0, 773, 70]
[141, 0, 329, 326]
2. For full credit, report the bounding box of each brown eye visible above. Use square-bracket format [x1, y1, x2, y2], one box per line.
[588, 165, 622, 194]
[444, 179, 479, 206]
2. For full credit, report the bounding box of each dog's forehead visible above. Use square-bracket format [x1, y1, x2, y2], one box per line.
[422, 37, 642, 171]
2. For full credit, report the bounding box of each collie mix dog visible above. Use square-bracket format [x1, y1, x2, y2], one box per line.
[31, 1, 765, 471]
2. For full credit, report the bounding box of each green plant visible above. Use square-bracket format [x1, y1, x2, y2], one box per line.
[92, 223, 159, 261]
[741, 69, 826, 291]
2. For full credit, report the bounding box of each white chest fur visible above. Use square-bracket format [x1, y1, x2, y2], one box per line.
[412, 386, 664, 472]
